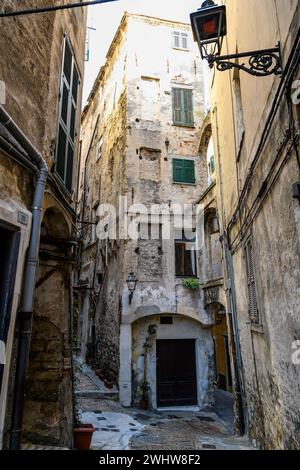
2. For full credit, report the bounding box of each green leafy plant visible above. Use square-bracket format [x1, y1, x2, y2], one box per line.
[142, 324, 157, 352]
[73, 361, 83, 427]
[182, 278, 200, 289]
[139, 379, 150, 400]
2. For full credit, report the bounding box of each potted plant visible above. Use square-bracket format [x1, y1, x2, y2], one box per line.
[139, 380, 150, 410]
[182, 278, 200, 289]
[74, 423, 96, 451]
[73, 363, 95, 450]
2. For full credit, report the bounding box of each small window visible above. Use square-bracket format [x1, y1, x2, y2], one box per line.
[96, 137, 103, 161]
[91, 205, 99, 243]
[245, 238, 260, 325]
[172, 88, 194, 127]
[172, 31, 189, 50]
[173, 159, 195, 184]
[160, 317, 173, 325]
[210, 155, 215, 174]
[175, 229, 197, 277]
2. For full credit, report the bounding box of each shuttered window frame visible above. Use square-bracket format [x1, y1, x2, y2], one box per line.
[173, 158, 196, 185]
[172, 88, 194, 127]
[172, 31, 189, 50]
[245, 237, 261, 326]
[55, 35, 81, 193]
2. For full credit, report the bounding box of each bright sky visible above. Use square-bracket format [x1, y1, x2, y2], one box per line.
[83, 0, 200, 104]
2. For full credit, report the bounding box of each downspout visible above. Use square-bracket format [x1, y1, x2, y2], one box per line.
[0, 105, 48, 450]
[212, 105, 246, 434]
[224, 235, 247, 434]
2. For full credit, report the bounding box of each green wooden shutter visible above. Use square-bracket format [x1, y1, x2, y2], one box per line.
[172, 89, 182, 124]
[183, 89, 194, 126]
[173, 159, 195, 184]
[173, 159, 184, 182]
[183, 160, 195, 184]
[173, 89, 194, 126]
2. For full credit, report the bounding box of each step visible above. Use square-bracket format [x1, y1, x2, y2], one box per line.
[75, 390, 119, 400]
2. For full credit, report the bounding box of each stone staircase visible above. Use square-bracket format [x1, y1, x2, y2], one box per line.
[75, 360, 119, 401]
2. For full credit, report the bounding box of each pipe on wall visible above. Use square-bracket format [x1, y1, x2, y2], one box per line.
[0, 105, 48, 450]
[212, 105, 246, 435]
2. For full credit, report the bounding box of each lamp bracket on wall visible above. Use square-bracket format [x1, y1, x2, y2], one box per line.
[208, 43, 282, 77]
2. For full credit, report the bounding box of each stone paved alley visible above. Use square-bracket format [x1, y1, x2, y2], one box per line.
[76, 362, 253, 451]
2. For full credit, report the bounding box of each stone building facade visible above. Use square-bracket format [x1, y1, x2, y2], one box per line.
[0, 0, 87, 448]
[206, 0, 300, 449]
[78, 13, 230, 411]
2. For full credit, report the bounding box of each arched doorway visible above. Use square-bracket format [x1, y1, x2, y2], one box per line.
[130, 313, 214, 411]
[206, 302, 234, 430]
[208, 303, 232, 393]
[22, 205, 73, 447]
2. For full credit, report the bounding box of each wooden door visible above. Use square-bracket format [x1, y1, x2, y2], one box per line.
[156, 339, 197, 407]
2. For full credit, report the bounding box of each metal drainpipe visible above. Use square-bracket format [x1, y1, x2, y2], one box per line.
[212, 105, 246, 434]
[0, 105, 48, 450]
[224, 234, 247, 434]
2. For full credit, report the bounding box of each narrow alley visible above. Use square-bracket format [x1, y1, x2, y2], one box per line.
[75, 361, 252, 451]
[0, 0, 299, 460]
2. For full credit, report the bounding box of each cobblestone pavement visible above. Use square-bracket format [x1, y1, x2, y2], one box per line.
[76, 364, 253, 451]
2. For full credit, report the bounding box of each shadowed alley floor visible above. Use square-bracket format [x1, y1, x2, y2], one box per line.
[75, 362, 253, 451]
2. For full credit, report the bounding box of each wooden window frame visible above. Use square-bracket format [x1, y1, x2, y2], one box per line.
[173, 158, 196, 185]
[172, 31, 189, 51]
[55, 34, 81, 193]
[172, 88, 194, 127]
[175, 230, 197, 278]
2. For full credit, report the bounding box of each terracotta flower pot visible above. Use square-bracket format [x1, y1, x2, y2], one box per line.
[74, 424, 95, 450]
[140, 399, 148, 410]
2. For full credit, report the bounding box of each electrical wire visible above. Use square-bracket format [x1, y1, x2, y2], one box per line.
[0, 0, 119, 18]
[227, 29, 300, 247]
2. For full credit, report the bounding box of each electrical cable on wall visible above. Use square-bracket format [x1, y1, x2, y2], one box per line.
[0, 0, 119, 18]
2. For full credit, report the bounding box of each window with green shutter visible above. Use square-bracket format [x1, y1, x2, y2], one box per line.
[172, 88, 194, 127]
[173, 159, 196, 184]
[55, 36, 80, 192]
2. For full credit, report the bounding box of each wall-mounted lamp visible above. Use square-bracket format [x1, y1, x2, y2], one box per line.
[126, 272, 138, 304]
[190, 0, 282, 77]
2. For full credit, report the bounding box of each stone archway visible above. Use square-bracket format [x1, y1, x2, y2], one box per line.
[120, 312, 215, 411]
[22, 204, 74, 447]
[23, 318, 63, 445]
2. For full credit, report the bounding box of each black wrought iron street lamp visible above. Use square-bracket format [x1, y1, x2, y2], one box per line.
[126, 272, 138, 304]
[190, 0, 282, 77]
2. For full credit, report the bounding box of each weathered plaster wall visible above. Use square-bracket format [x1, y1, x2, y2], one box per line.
[122, 15, 208, 323]
[80, 13, 212, 406]
[79, 22, 128, 382]
[0, 0, 86, 175]
[0, 0, 87, 448]
[209, 0, 300, 449]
